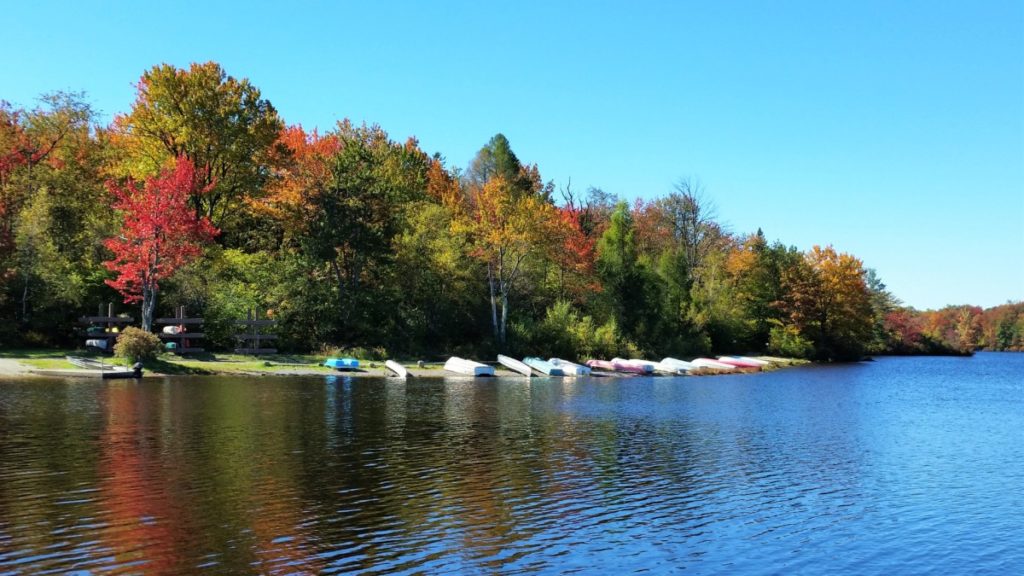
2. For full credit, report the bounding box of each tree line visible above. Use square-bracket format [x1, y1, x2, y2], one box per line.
[1, 62, 1020, 360]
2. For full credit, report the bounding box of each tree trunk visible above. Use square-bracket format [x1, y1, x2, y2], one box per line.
[20, 280, 29, 324]
[500, 291, 509, 347]
[141, 285, 157, 332]
[488, 262, 499, 342]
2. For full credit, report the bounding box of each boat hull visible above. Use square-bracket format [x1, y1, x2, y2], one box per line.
[549, 358, 591, 376]
[612, 358, 654, 374]
[716, 357, 762, 369]
[444, 356, 494, 376]
[324, 358, 360, 370]
[692, 358, 736, 371]
[385, 360, 408, 378]
[497, 354, 533, 377]
[661, 357, 696, 372]
[523, 357, 564, 376]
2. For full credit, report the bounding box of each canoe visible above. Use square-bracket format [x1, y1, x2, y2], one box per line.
[549, 358, 591, 376]
[661, 357, 696, 372]
[652, 361, 688, 375]
[385, 359, 408, 378]
[497, 354, 533, 377]
[628, 358, 658, 373]
[586, 359, 617, 371]
[523, 357, 564, 376]
[721, 355, 770, 366]
[692, 358, 737, 371]
[67, 356, 142, 378]
[102, 367, 144, 380]
[612, 358, 654, 374]
[67, 356, 117, 370]
[85, 339, 109, 350]
[444, 356, 494, 376]
[324, 357, 360, 371]
[716, 357, 762, 369]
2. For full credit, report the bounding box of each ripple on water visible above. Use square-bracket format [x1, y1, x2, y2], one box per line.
[1, 355, 1023, 574]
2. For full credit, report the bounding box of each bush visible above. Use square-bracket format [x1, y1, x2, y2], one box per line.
[114, 327, 163, 362]
[768, 324, 814, 359]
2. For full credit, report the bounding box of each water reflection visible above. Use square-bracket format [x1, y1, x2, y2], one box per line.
[0, 354, 1022, 574]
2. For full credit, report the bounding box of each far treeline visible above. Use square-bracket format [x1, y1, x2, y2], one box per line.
[2, 62, 1021, 361]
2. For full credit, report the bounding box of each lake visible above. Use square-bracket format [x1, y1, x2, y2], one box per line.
[0, 353, 1021, 574]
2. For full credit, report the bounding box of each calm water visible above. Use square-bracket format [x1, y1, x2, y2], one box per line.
[0, 354, 1021, 575]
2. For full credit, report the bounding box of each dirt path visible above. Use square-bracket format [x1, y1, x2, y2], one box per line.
[0, 358, 32, 376]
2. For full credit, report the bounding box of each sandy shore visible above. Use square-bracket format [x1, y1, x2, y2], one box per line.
[0, 358, 32, 376]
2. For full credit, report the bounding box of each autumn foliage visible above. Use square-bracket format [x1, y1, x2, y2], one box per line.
[0, 61, 1015, 358]
[103, 158, 218, 329]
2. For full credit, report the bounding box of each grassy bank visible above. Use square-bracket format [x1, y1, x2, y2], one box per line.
[0, 349, 360, 376]
[0, 349, 810, 378]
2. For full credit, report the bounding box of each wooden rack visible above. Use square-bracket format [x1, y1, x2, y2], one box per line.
[155, 306, 205, 354]
[79, 303, 134, 352]
[234, 308, 277, 355]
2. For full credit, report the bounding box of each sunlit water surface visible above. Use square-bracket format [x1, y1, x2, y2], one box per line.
[0, 353, 1021, 574]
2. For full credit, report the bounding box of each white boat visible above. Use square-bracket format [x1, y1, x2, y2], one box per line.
[723, 355, 770, 366]
[497, 354, 532, 377]
[652, 361, 688, 375]
[661, 357, 696, 372]
[385, 359, 408, 378]
[691, 358, 737, 371]
[548, 358, 591, 376]
[444, 356, 494, 376]
[523, 357, 564, 376]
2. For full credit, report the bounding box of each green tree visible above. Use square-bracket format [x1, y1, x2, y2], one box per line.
[113, 61, 286, 235]
[0, 93, 114, 344]
[596, 202, 664, 350]
[296, 124, 430, 344]
[392, 202, 486, 354]
[464, 133, 532, 194]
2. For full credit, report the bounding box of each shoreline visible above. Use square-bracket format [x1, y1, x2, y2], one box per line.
[0, 354, 803, 380]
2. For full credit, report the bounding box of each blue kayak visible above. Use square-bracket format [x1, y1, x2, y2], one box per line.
[324, 357, 360, 370]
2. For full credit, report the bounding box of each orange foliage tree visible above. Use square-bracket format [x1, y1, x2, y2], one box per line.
[780, 245, 873, 360]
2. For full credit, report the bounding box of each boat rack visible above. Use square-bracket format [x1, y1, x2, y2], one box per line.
[234, 308, 278, 355]
[156, 306, 205, 354]
[79, 303, 134, 352]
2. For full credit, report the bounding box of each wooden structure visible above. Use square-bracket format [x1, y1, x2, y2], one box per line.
[79, 303, 134, 352]
[234, 308, 277, 355]
[156, 306, 205, 354]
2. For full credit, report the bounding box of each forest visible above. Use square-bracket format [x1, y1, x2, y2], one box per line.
[2, 62, 1021, 361]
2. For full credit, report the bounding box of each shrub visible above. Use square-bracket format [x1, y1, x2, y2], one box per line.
[114, 327, 163, 362]
[768, 324, 814, 359]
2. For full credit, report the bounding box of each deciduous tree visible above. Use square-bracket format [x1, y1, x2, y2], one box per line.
[113, 62, 285, 234]
[104, 159, 218, 331]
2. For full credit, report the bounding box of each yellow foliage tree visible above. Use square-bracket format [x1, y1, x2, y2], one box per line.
[457, 176, 559, 347]
[781, 245, 873, 360]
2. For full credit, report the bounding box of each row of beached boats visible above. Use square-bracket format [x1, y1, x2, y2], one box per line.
[321, 353, 791, 379]
[443, 354, 783, 377]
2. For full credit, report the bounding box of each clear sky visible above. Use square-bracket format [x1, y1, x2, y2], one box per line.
[2, 1, 1022, 309]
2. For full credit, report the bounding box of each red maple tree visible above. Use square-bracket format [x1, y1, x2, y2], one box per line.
[104, 158, 218, 330]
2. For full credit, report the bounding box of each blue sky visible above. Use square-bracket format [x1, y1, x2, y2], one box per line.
[2, 1, 1021, 309]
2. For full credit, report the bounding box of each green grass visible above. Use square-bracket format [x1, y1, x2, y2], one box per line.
[1, 348, 355, 375]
